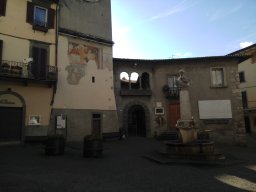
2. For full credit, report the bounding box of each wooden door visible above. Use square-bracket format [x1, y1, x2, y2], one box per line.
[0, 107, 22, 142]
[169, 103, 180, 128]
[92, 114, 101, 136]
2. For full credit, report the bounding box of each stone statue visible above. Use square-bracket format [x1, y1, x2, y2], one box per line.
[176, 69, 190, 88]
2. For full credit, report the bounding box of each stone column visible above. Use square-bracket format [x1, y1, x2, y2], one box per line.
[176, 69, 197, 144]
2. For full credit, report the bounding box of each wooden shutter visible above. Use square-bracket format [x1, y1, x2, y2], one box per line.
[32, 47, 48, 79]
[32, 47, 40, 78]
[39, 48, 47, 79]
[47, 8, 55, 29]
[26, 1, 34, 24]
[0, 40, 3, 64]
[0, 0, 7, 16]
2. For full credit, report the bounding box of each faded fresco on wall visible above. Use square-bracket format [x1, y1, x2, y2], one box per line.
[66, 42, 101, 85]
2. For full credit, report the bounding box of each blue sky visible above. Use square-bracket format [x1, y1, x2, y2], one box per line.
[111, 0, 256, 59]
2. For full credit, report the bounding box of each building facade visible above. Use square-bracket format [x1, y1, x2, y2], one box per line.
[0, 0, 58, 144]
[228, 44, 256, 134]
[50, 0, 119, 141]
[114, 56, 248, 144]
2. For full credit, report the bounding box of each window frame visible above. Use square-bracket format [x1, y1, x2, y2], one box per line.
[210, 67, 227, 88]
[30, 41, 49, 80]
[26, 1, 55, 32]
[241, 91, 248, 109]
[34, 5, 48, 28]
[239, 71, 246, 83]
[0, 0, 7, 16]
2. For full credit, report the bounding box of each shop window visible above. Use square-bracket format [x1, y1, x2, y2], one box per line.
[211, 67, 226, 87]
[26, 1, 55, 32]
[0, 0, 7, 16]
[141, 72, 150, 89]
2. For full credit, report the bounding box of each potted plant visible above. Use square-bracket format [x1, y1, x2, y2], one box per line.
[45, 134, 66, 156]
[83, 134, 103, 157]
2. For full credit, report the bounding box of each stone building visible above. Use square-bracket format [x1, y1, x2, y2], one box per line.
[113, 56, 248, 144]
[50, 0, 119, 141]
[228, 44, 256, 135]
[0, 0, 58, 144]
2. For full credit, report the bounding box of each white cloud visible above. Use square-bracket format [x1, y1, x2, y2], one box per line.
[240, 42, 253, 49]
[147, 0, 197, 22]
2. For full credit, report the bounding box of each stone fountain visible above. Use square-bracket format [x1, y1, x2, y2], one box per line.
[164, 69, 223, 160]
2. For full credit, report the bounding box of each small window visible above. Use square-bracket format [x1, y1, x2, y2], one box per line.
[34, 6, 48, 27]
[211, 67, 226, 87]
[92, 76, 95, 83]
[239, 71, 245, 83]
[26, 2, 55, 32]
[130, 72, 139, 89]
[120, 72, 129, 89]
[141, 72, 150, 89]
[0, 0, 7, 16]
[252, 53, 256, 64]
[241, 91, 248, 109]
[168, 76, 177, 89]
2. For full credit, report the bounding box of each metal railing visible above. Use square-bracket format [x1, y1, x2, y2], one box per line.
[0, 60, 57, 81]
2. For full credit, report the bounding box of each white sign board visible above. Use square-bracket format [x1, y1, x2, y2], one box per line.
[198, 100, 232, 119]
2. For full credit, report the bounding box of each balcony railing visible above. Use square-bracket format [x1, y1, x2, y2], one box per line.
[162, 85, 180, 100]
[0, 60, 57, 82]
[120, 89, 152, 96]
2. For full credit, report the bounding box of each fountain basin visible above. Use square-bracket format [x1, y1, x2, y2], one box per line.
[165, 141, 215, 156]
[178, 127, 198, 144]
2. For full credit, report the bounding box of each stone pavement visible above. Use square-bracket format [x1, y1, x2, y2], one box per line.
[0, 136, 256, 192]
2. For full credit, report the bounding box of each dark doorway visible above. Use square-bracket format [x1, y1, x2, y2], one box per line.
[244, 115, 251, 133]
[128, 105, 146, 137]
[0, 107, 22, 142]
[92, 113, 101, 136]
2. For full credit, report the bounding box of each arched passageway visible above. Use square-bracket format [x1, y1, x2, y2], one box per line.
[128, 105, 146, 137]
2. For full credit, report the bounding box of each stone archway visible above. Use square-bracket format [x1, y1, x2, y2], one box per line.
[0, 90, 26, 144]
[123, 101, 150, 137]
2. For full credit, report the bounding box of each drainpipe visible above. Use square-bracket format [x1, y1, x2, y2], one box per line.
[50, 2, 59, 106]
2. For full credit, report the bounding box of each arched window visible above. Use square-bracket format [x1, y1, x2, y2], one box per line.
[130, 72, 140, 89]
[141, 72, 150, 89]
[120, 72, 129, 89]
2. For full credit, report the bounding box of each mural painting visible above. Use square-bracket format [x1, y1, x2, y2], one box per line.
[66, 42, 101, 85]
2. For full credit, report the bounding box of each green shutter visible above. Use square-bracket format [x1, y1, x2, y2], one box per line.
[26, 1, 34, 24]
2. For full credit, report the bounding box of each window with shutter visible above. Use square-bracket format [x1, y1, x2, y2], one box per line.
[210, 67, 226, 87]
[31, 46, 48, 79]
[26, 1, 55, 32]
[0, 0, 7, 16]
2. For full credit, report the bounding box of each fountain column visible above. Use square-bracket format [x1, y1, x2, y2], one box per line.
[176, 69, 197, 144]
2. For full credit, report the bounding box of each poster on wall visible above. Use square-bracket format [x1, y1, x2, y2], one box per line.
[66, 42, 101, 85]
[56, 115, 66, 129]
[198, 100, 232, 119]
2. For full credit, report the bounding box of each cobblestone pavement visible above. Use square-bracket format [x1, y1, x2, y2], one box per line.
[0, 136, 256, 192]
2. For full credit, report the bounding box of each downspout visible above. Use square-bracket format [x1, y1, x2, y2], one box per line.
[50, 2, 59, 106]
